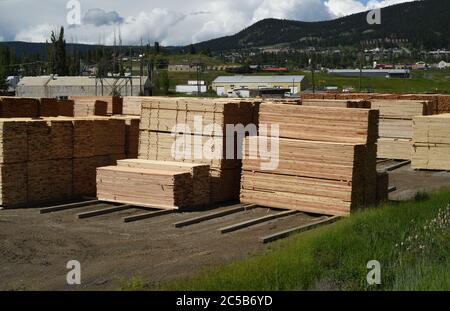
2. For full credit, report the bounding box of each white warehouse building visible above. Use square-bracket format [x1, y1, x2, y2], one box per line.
[16, 76, 150, 97]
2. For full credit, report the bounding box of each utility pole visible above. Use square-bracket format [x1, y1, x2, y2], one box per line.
[309, 57, 316, 93]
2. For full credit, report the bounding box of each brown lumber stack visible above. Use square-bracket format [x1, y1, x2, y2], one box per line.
[0, 117, 126, 208]
[138, 97, 257, 204]
[123, 96, 145, 116]
[97, 166, 193, 210]
[116, 159, 210, 206]
[0, 97, 39, 118]
[241, 103, 380, 216]
[70, 96, 123, 115]
[38, 98, 59, 117]
[373, 100, 435, 160]
[241, 137, 368, 216]
[412, 114, 450, 170]
[302, 99, 371, 108]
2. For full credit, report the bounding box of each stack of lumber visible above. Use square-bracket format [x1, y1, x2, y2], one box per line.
[0, 97, 39, 118]
[97, 166, 193, 210]
[112, 116, 141, 158]
[373, 100, 435, 160]
[412, 114, 450, 170]
[70, 96, 123, 115]
[241, 103, 380, 216]
[302, 99, 371, 108]
[116, 159, 210, 206]
[0, 117, 126, 208]
[138, 97, 257, 204]
[259, 104, 379, 144]
[123, 96, 145, 116]
[241, 137, 368, 216]
[67, 98, 108, 117]
[38, 98, 60, 117]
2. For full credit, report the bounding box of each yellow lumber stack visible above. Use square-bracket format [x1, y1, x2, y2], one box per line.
[116, 159, 210, 207]
[123, 96, 145, 116]
[412, 114, 450, 170]
[373, 100, 435, 160]
[241, 103, 380, 216]
[97, 166, 193, 210]
[138, 97, 257, 204]
[70, 96, 123, 115]
[67, 98, 108, 117]
[0, 117, 126, 208]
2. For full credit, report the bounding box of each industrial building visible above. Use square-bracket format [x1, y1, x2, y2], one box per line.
[16, 76, 150, 98]
[175, 80, 207, 94]
[212, 75, 304, 96]
[328, 69, 411, 78]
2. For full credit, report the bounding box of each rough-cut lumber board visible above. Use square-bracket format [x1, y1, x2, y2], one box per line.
[260, 216, 341, 244]
[40, 200, 101, 214]
[219, 210, 300, 234]
[123, 209, 175, 223]
[77, 204, 133, 219]
[173, 204, 258, 228]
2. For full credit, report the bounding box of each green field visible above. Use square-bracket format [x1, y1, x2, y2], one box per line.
[303, 69, 450, 94]
[159, 189, 450, 291]
[163, 69, 450, 95]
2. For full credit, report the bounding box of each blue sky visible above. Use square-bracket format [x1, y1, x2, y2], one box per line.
[0, 0, 416, 45]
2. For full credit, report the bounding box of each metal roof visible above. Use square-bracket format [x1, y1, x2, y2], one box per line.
[17, 76, 52, 86]
[213, 75, 304, 84]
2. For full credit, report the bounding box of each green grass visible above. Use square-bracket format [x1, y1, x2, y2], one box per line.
[302, 69, 450, 94]
[159, 188, 450, 291]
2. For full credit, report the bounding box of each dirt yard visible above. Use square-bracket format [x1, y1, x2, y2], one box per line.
[1, 163, 450, 291]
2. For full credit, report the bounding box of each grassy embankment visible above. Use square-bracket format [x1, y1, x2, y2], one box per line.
[159, 188, 450, 291]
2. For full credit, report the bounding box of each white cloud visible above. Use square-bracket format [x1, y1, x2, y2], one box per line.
[15, 24, 55, 42]
[2, 0, 418, 45]
[325, 0, 416, 17]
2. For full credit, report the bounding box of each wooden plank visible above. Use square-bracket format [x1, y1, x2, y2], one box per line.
[40, 200, 101, 214]
[123, 209, 175, 223]
[173, 204, 258, 228]
[77, 204, 133, 219]
[260, 216, 341, 244]
[219, 210, 299, 234]
[385, 160, 411, 172]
